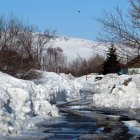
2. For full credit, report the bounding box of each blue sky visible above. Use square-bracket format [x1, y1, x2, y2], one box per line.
[0, 0, 129, 40]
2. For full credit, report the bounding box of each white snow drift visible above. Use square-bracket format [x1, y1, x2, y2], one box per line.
[0, 71, 59, 135]
[92, 74, 140, 109]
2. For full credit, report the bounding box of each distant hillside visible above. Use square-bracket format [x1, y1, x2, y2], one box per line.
[46, 36, 108, 61]
[46, 36, 136, 63]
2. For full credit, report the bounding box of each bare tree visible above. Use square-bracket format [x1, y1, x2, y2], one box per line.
[44, 47, 67, 73]
[0, 14, 56, 78]
[0, 15, 24, 75]
[129, 0, 140, 27]
[98, 7, 140, 60]
[34, 29, 56, 70]
[69, 55, 104, 76]
[18, 26, 36, 71]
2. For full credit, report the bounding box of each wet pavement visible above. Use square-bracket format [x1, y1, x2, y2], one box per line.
[0, 99, 139, 140]
[41, 110, 102, 140]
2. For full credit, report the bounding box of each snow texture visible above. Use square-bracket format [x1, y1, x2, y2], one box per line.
[123, 120, 140, 135]
[47, 37, 107, 61]
[92, 74, 140, 109]
[0, 70, 140, 135]
[0, 71, 83, 135]
[0, 71, 59, 135]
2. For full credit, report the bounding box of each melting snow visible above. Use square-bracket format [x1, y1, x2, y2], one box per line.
[0, 70, 139, 136]
[123, 120, 140, 135]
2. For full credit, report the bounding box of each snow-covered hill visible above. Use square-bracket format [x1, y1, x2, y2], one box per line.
[45, 36, 135, 63]
[47, 36, 108, 61]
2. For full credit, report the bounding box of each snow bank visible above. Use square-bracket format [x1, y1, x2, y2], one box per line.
[92, 74, 140, 109]
[0, 71, 82, 135]
[132, 74, 140, 91]
[0, 71, 59, 135]
[1, 70, 139, 135]
[34, 72, 82, 103]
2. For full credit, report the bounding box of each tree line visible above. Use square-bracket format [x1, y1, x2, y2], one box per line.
[0, 14, 105, 78]
[0, 15, 56, 77]
[1, 0, 139, 79]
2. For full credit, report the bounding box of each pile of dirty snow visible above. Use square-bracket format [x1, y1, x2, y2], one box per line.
[92, 74, 140, 109]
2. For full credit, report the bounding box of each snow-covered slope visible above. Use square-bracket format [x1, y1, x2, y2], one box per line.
[47, 37, 107, 61]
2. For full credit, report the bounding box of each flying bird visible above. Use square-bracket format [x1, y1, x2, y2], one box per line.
[77, 11, 81, 13]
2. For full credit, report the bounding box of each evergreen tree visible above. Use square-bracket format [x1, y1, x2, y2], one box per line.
[102, 45, 120, 74]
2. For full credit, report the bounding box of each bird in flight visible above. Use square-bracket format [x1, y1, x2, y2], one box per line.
[78, 11, 81, 13]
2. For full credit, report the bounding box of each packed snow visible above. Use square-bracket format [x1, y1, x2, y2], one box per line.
[33, 72, 82, 103]
[74, 73, 140, 110]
